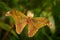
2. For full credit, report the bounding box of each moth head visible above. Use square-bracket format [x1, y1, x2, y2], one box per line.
[27, 11, 34, 18]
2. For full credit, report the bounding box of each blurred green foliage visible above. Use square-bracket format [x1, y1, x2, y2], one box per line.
[0, 0, 60, 40]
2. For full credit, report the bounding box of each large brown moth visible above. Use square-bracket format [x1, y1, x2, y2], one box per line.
[5, 9, 50, 37]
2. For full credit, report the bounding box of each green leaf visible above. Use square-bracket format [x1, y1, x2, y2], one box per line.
[40, 11, 55, 34]
[48, 13, 55, 34]
[0, 2, 10, 11]
[0, 22, 18, 38]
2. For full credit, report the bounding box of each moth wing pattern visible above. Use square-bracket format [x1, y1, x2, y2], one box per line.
[28, 17, 49, 37]
[14, 10, 27, 34]
[6, 9, 27, 34]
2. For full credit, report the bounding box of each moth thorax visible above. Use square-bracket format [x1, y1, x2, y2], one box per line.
[27, 11, 34, 18]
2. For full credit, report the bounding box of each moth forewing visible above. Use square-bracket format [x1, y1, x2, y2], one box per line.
[5, 9, 27, 34]
[14, 10, 27, 34]
[28, 17, 49, 37]
[16, 20, 27, 34]
[28, 22, 37, 37]
[15, 10, 27, 18]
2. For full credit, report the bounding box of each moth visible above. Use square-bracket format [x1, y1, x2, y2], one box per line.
[5, 9, 50, 37]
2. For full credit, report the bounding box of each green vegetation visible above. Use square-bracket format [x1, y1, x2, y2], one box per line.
[0, 0, 60, 40]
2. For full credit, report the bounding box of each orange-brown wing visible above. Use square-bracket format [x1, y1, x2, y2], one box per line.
[28, 17, 49, 37]
[5, 9, 27, 34]
[14, 10, 27, 34]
